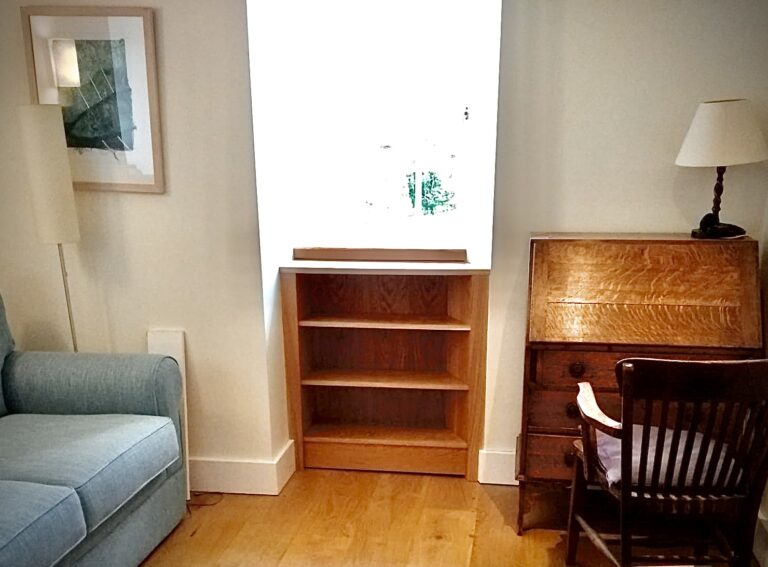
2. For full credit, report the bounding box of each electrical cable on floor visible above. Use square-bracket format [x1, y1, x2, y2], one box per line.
[189, 492, 224, 508]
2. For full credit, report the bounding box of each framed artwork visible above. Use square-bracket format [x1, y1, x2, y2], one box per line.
[21, 6, 164, 193]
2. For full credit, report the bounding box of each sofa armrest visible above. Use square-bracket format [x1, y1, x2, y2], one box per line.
[9, 352, 180, 434]
[3, 352, 184, 472]
[3, 352, 181, 420]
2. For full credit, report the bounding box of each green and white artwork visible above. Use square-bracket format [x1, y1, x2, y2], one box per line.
[59, 39, 135, 152]
[406, 170, 456, 215]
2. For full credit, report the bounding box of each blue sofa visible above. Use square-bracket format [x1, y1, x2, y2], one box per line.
[0, 297, 186, 566]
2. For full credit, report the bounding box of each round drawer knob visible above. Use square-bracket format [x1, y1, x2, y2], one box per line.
[569, 361, 586, 378]
[566, 402, 580, 419]
[563, 451, 576, 467]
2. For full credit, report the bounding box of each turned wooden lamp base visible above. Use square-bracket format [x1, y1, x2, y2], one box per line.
[691, 217, 746, 239]
[691, 165, 747, 239]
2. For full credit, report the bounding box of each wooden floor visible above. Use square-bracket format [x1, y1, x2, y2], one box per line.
[143, 469, 613, 566]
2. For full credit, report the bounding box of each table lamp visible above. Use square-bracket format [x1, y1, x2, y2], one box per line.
[676, 99, 768, 239]
[18, 104, 81, 351]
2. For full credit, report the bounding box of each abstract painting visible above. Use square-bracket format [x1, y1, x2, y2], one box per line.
[23, 7, 164, 193]
[59, 40, 135, 153]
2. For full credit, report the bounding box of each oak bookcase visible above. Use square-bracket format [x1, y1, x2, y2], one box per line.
[280, 268, 489, 480]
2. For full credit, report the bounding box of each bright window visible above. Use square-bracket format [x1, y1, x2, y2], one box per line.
[248, 0, 501, 267]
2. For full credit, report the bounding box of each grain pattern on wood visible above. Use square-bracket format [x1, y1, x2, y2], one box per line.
[544, 241, 749, 306]
[306, 328, 448, 373]
[520, 235, 764, 532]
[282, 269, 488, 480]
[529, 389, 620, 432]
[280, 272, 305, 470]
[528, 239, 761, 347]
[310, 388, 448, 428]
[305, 443, 467, 475]
[411, 508, 476, 566]
[516, 481, 575, 532]
[536, 349, 742, 391]
[447, 276, 472, 326]
[541, 303, 759, 347]
[143, 470, 618, 567]
[270, 471, 379, 567]
[525, 435, 578, 481]
[293, 248, 468, 263]
[304, 424, 467, 448]
[536, 350, 624, 390]
[461, 274, 489, 481]
[299, 274, 451, 318]
[447, 275, 488, 480]
[299, 314, 470, 331]
[302, 370, 468, 390]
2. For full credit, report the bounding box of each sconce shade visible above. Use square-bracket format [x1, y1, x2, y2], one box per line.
[676, 99, 768, 167]
[18, 105, 80, 244]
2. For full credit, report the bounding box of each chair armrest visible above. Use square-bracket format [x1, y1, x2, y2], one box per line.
[577, 382, 622, 438]
[3, 351, 181, 421]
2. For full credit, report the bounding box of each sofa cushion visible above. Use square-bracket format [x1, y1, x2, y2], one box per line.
[0, 295, 15, 417]
[0, 414, 179, 531]
[0, 479, 86, 567]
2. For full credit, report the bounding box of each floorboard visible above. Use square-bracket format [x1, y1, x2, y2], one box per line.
[143, 469, 615, 566]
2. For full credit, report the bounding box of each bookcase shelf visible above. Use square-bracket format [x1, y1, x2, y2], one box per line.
[304, 424, 468, 448]
[280, 269, 489, 479]
[298, 314, 470, 331]
[301, 370, 469, 390]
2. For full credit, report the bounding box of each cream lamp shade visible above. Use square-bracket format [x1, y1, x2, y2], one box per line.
[18, 104, 80, 244]
[676, 99, 768, 167]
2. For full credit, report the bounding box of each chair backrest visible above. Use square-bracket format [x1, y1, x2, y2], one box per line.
[617, 358, 768, 503]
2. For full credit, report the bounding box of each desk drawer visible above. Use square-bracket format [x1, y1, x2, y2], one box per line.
[528, 389, 620, 431]
[536, 350, 743, 390]
[536, 350, 628, 390]
[525, 434, 577, 481]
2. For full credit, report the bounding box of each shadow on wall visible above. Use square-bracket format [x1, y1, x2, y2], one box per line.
[70, 192, 131, 352]
[18, 316, 71, 351]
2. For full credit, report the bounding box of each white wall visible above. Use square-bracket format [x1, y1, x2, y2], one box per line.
[2, 0, 768, 491]
[0, 0, 293, 494]
[485, 0, 768, 480]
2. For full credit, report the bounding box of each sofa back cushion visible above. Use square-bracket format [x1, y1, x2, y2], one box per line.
[0, 295, 14, 416]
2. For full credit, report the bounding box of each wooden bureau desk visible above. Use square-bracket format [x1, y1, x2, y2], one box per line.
[517, 234, 764, 531]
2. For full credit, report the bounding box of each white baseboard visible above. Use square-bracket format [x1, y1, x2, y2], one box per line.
[273, 439, 297, 493]
[189, 440, 296, 495]
[478, 448, 518, 485]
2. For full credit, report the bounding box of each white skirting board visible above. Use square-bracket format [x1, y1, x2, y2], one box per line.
[147, 329, 191, 499]
[189, 440, 296, 495]
[478, 448, 518, 485]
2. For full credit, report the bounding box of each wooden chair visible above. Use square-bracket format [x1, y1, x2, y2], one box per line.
[566, 358, 768, 566]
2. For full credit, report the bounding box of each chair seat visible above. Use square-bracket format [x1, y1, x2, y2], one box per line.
[0, 414, 179, 531]
[0, 480, 86, 567]
[597, 424, 729, 487]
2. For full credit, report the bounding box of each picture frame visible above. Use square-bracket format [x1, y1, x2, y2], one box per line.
[21, 6, 164, 193]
